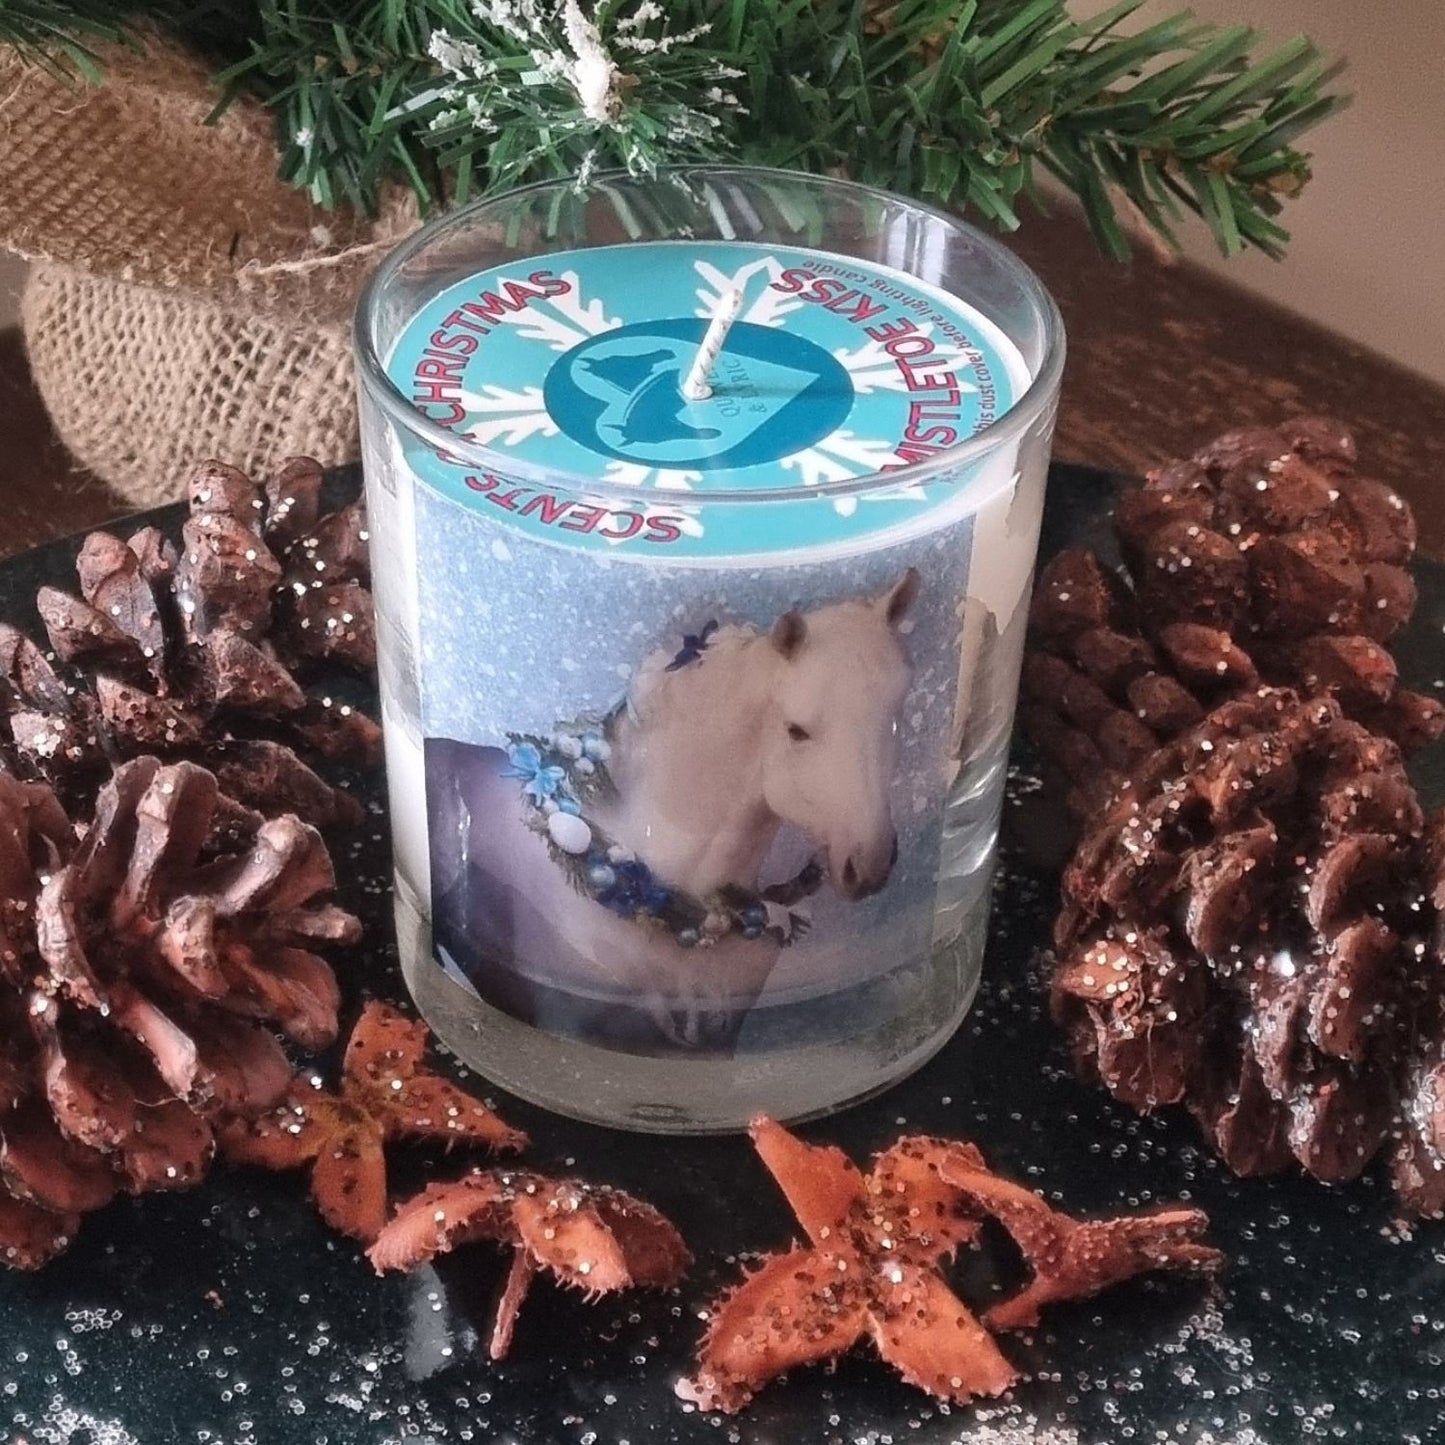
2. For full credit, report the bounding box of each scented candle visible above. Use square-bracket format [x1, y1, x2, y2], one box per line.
[355, 167, 1063, 1132]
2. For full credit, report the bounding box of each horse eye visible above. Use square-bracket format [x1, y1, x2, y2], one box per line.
[786, 723, 811, 742]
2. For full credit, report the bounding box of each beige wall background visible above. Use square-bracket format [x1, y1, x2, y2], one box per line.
[2, 0, 1442, 381]
[1073, 0, 1444, 381]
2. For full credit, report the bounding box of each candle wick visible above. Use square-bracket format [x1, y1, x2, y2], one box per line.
[681, 287, 745, 402]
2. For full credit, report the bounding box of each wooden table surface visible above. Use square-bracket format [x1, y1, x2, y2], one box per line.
[5, 210, 1445, 557]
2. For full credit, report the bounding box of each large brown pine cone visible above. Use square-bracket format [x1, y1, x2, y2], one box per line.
[0, 458, 379, 828]
[1021, 549, 1225, 816]
[1051, 688, 1445, 1212]
[0, 756, 360, 1267]
[1023, 419, 1444, 815]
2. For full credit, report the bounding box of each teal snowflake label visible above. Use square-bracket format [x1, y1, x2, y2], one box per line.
[385, 241, 1029, 560]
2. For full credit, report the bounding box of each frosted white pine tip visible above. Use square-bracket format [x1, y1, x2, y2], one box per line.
[562, 0, 620, 124]
[428, 27, 491, 78]
[614, 0, 663, 30]
[575, 145, 601, 188]
[471, 0, 535, 46]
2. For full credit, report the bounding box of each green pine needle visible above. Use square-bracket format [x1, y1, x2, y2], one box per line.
[0, 0, 138, 77]
[0, 0, 1349, 260]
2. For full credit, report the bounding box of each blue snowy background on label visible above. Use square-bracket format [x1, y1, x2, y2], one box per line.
[385, 241, 1030, 560]
[412, 478, 975, 997]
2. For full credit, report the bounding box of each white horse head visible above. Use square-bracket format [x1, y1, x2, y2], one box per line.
[758, 568, 919, 899]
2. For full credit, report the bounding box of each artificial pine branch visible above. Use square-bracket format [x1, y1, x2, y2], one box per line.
[0, 0, 1347, 260]
[0, 0, 139, 77]
[0, 1, 243, 77]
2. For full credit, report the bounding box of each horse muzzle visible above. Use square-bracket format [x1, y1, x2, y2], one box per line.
[835, 831, 899, 901]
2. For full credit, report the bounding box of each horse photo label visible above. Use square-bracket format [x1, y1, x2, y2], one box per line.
[404, 479, 971, 1057]
[384, 240, 1030, 561]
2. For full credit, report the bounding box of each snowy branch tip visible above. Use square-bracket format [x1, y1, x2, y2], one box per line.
[430, 0, 716, 128]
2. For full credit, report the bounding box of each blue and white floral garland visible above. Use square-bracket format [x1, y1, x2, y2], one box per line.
[502, 713, 819, 950]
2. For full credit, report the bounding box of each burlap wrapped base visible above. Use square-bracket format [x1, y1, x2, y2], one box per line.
[2, 37, 414, 507]
[23, 265, 358, 507]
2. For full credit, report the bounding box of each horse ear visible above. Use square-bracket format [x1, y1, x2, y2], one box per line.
[771, 609, 807, 659]
[880, 568, 921, 628]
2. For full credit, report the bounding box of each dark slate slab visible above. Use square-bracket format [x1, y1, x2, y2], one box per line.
[2, 462, 1441, 1445]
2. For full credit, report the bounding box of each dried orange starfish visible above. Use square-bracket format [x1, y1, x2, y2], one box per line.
[368, 1167, 691, 1359]
[678, 1117, 1016, 1413]
[218, 1001, 525, 1241]
[936, 1148, 1223, 1331]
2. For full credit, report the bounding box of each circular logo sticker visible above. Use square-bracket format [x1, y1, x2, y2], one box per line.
[543, 319, 852, 470]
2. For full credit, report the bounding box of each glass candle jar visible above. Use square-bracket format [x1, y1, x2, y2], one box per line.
[355, 166, 1064, 1132]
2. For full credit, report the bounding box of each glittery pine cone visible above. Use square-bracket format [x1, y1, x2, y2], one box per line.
[0, 756, 360, 1268]
[250, 457, 376, 675]
[0, 458, 380, 828]
[1051, 688, 1445, 1210]
[1021, 549, 1224, 817]
[1022, 418, 1444, 815]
